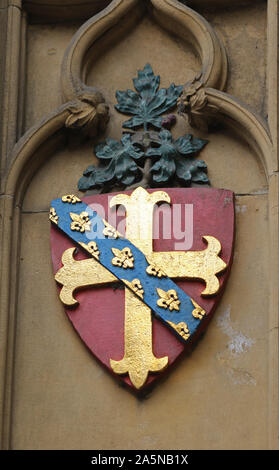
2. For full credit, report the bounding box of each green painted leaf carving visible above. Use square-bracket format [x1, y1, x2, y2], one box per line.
[146, 130, 209, 185]
[115, 64, 183, 130]
[78, 64, 210, 192]
[78, 134, 144, 191]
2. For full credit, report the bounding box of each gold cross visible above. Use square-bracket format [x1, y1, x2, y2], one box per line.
[55, 188, 227, 389]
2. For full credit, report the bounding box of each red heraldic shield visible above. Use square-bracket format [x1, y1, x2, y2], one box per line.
[50, 187, 235, 391]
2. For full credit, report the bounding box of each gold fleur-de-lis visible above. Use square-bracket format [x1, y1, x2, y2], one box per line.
[191, 298, 206, 320]
[62, 194, 81, 204]
[122, 278, 144, 299]
[70, 211, 91, 232]
[79, 241, 100, 260]
[146, 257, 166, 278]
[103, 220, 120, 239]
[167, 320, 190, 340]
[49, 207, 58, 225]
[156, 288, 180, 311]
[111, 247, 134, 269]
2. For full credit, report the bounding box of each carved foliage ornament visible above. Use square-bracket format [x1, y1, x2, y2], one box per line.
[78, 64, 209, 192]
[65, 93, 109, 138]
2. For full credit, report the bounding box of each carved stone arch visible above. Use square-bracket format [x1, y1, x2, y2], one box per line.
[0, 0, 278, 450]
[3, 0, 232, 201]
[61, 0, 228, 102]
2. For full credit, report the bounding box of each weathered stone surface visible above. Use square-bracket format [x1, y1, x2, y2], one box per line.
[25, 23, 81, 130]
[1, 0, 277, 451]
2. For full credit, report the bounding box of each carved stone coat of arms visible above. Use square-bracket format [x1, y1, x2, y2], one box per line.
[49, 65, 234, 391]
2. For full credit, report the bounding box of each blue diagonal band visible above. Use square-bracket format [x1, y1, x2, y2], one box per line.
[50, 197, 206, 343]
